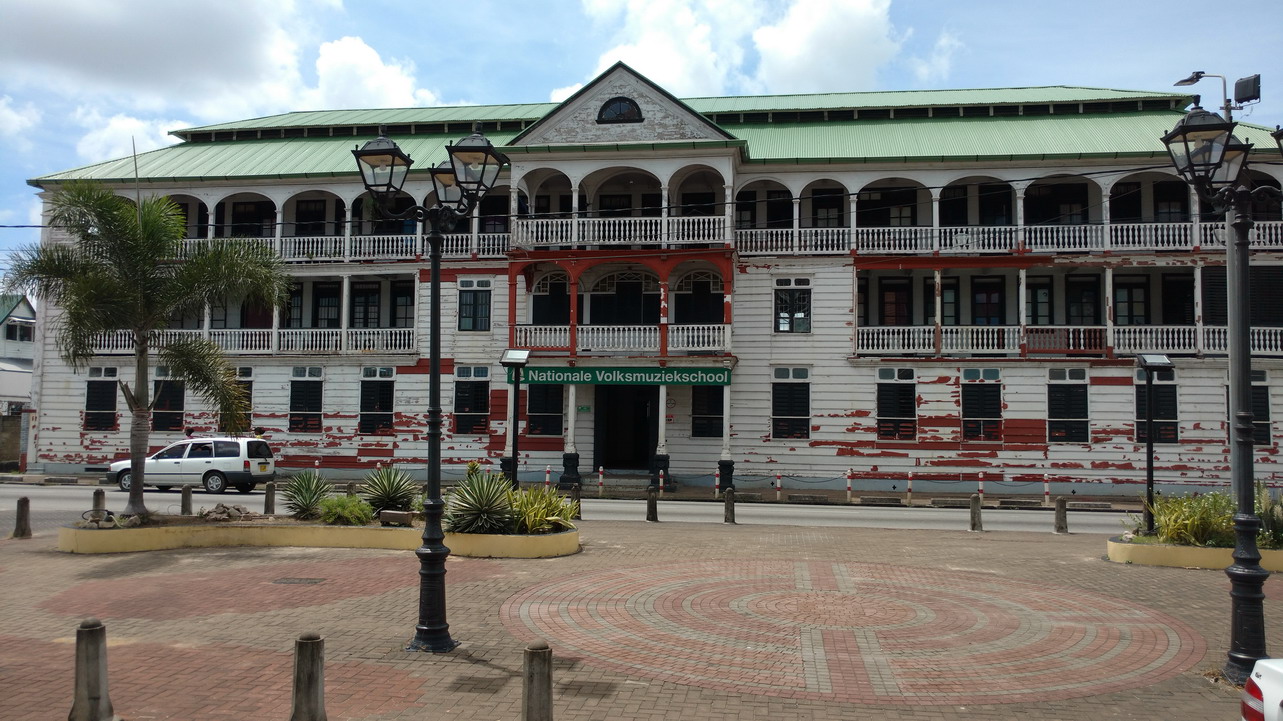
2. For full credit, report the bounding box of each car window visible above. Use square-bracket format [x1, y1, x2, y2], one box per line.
[214, 440, 240, 458]
[247, 441, 273, 460]
[187, 442, 214, 459]
[154, 443, 188, 460]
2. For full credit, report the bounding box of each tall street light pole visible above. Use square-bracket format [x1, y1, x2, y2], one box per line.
[1161, 73, 1283, 684]
[353, 126, 507, 653]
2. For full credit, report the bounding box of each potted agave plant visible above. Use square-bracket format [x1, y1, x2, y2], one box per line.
[442, 462, 580, 558]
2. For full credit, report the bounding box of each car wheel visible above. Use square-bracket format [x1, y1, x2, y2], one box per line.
[117, 470, 132, 492]
[203, 471, 228, 494]
[235, 483, 255, 494]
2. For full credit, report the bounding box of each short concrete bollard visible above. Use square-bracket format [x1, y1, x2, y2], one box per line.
[723, 487, 736, 524]
[1054, 496, 1069, 534]
[181, 485, 193, 516]
[12, 496, 32, 539]
[522, 640, 553, 721]
[68, 618, 116, 721]
[345, 482, 357, 496]
[289, 632, 327, 721]
[92, 488, 105, 511]
[969, 493, 983, 532]
[570, 483, 581, 521]
[646, 487, 658, 522]
[265, 481, 276, 515]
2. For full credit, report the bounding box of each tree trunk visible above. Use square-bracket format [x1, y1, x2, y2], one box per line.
[123, 331, 150, 516]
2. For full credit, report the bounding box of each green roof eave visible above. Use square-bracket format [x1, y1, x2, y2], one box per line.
[740, 150, 1175, 165]
[501, 139, 747, 155]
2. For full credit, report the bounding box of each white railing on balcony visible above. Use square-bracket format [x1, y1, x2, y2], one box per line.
[514, 219, 573, 246]
[1204, 326, 1283, 355]
[942, 326, 1021, 353]
[1024, 326, 1107, 354]
[856, 326, 935, 353]
[278, 329, 342, 353]
[348, 234, 420, 261]
[188, 233, 509, 263]
[346, 328, 416, 353]
[1201, 221, 1283, 250]
[278, 235, 346, 261]
[668, 216, 728, 244]
[854, 227, 934, 254]
[93, 330, 135, 353]
[209, 329, 273, 353]
[939, 227, 1018, 253]
[514, 325, 571, 349]
[1109, 223, 1194, 251]
[577, 325, 660, 352]
[735, 229, 801, 255]
[581, 217, 662, 245]
[668, 324, 729, 351]
[1112, 325, 1199, 354]
[1025, 225, 1105, 252]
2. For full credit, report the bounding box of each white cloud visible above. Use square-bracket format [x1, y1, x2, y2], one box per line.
[550, 84, 584, 103]
[752, 0, 903, 93]
[72, 109, 184, 164]
[297, 37, 440, 111]
[0, 96, 40, 149]
[907, 30, 963, 85]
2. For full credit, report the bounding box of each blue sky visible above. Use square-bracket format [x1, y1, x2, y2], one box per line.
[1, 0, 1280, 273]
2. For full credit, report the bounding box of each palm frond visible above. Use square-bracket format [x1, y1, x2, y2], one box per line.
[157, 338, 247, 423]
[167, 239, 290, 318]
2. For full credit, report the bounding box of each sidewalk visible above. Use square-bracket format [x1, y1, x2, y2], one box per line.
[0, 518, 1265, 720]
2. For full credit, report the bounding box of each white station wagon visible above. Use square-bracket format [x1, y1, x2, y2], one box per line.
[106, 437, 276, 493]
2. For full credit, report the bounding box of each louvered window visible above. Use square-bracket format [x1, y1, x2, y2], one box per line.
[84, 368, 118, 431]
[691, 385, 724, 438]
[289, 366, 323, 433]
[1135, 370, 1178, 443]
[527, 384, 563, 437]
[454, 366, 489, 435]
[1047, 368, 1088, 443]
[359, 367, 394, 434]
[876, 368, 916, 440]
[152, 379, 185, 432]
[961, 368, 1002, 441]
[771, 368, 810, 439]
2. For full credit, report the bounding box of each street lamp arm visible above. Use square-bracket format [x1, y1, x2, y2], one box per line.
[366, 199, 471, 236]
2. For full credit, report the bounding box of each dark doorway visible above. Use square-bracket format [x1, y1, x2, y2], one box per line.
[594, 385, 658, 470]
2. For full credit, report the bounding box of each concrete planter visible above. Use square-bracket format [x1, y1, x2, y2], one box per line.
[1106, 535, 1283, 571]
[57, 522, 579, 558]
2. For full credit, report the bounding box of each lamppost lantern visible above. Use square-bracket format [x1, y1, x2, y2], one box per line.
[1207, 136, 1252, 191]
[447, 129, 509, 199]
[352, 132, 413, 202]
[1160, 106, 1236, 192]
[428, 162, 468, 215]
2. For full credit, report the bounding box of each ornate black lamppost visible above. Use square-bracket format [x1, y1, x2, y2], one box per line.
[1161, 73, 1283, 684]
[354, 125, 507, 653]
[500, 348, 530, 489]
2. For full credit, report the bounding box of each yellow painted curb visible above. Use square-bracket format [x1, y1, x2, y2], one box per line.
[1106, 536, 1283, 571]
[56, 523, 579, 558]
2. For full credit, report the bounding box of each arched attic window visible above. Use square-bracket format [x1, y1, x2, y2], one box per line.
[597, 97, 643, 124]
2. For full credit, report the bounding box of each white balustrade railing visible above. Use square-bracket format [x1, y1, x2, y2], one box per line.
[349, 234, 420, 261]
[581, 217, 663, 245]
[942, 326, 1021, 353]
[668, 324, 728, 351]
[92, 330, 135, 353]
[346, 328, 416, 353]
[1109, 223, 1194, 251]
[279, 236, 345, 261]
[856, 326, 935, 353]
[209, 329, 273, 353]
[1025, 225, 1104, 252]
[854, 227, 935, 254]
[1112, 325, 1199, 353]
[1204, 327, 1283, 355]
[1024, 326, 1107, 353]
[735, 229, 799, 255]
[513, 219, 574, 246]
[796, 228, 851, 254]
[514, 325, 571, 349]
[278, 329, 342, 353]
[1201, 221, 1283, 249]
[668, 216, 728, 244]
[939, 226, 1018, 253]
[577, 325, 659, 352]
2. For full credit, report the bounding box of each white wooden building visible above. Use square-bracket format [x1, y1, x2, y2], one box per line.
[24, 63, 1283, 496]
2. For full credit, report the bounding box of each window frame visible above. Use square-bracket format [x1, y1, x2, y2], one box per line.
[1047, 368, 1089, 443]
[359, 366, 395, 434]
[1134, 368, 1178, 444]
[961, 368, 1002, 442]
[289, 366, 324, 433]
[691, 385, 724, 438]
[84, 366, 118, 431]
[526, 384, 564, 437]
[770, 367, 811, 440]
[453, 366, 490, 435]
[774, 278, 812, 333]
[876, 368, 916, 441]
[458, 279, 493, 332]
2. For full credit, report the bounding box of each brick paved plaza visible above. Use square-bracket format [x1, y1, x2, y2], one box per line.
[1, 518, 1277, 720]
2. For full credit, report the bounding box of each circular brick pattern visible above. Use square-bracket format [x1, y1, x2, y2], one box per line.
[501, 560, 1205, 706]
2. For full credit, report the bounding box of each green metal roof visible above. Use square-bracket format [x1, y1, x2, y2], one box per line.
[179, 104, 555, 135]
[687, 86, 1188, 114]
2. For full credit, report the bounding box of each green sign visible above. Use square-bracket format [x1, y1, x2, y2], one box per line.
[509, 367, 730, 386]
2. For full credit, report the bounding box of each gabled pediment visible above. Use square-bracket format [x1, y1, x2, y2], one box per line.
[511, 62, 736, 147]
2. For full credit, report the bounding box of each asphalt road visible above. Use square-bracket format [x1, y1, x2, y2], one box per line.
[1, 484, 1129, 536]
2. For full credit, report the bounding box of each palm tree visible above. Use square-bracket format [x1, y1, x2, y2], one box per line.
[6, 181, 290, 515]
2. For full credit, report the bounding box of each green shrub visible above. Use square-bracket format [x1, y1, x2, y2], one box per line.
[281, 470, 330, 520]
[360, 465, 420, 514]
[1257, 483, 1283, 550]
[509, 484, 578, 535]
[443, 464, 515, 534]
[319, 495, 375, 526]
[1149, 491, 1236, 547]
